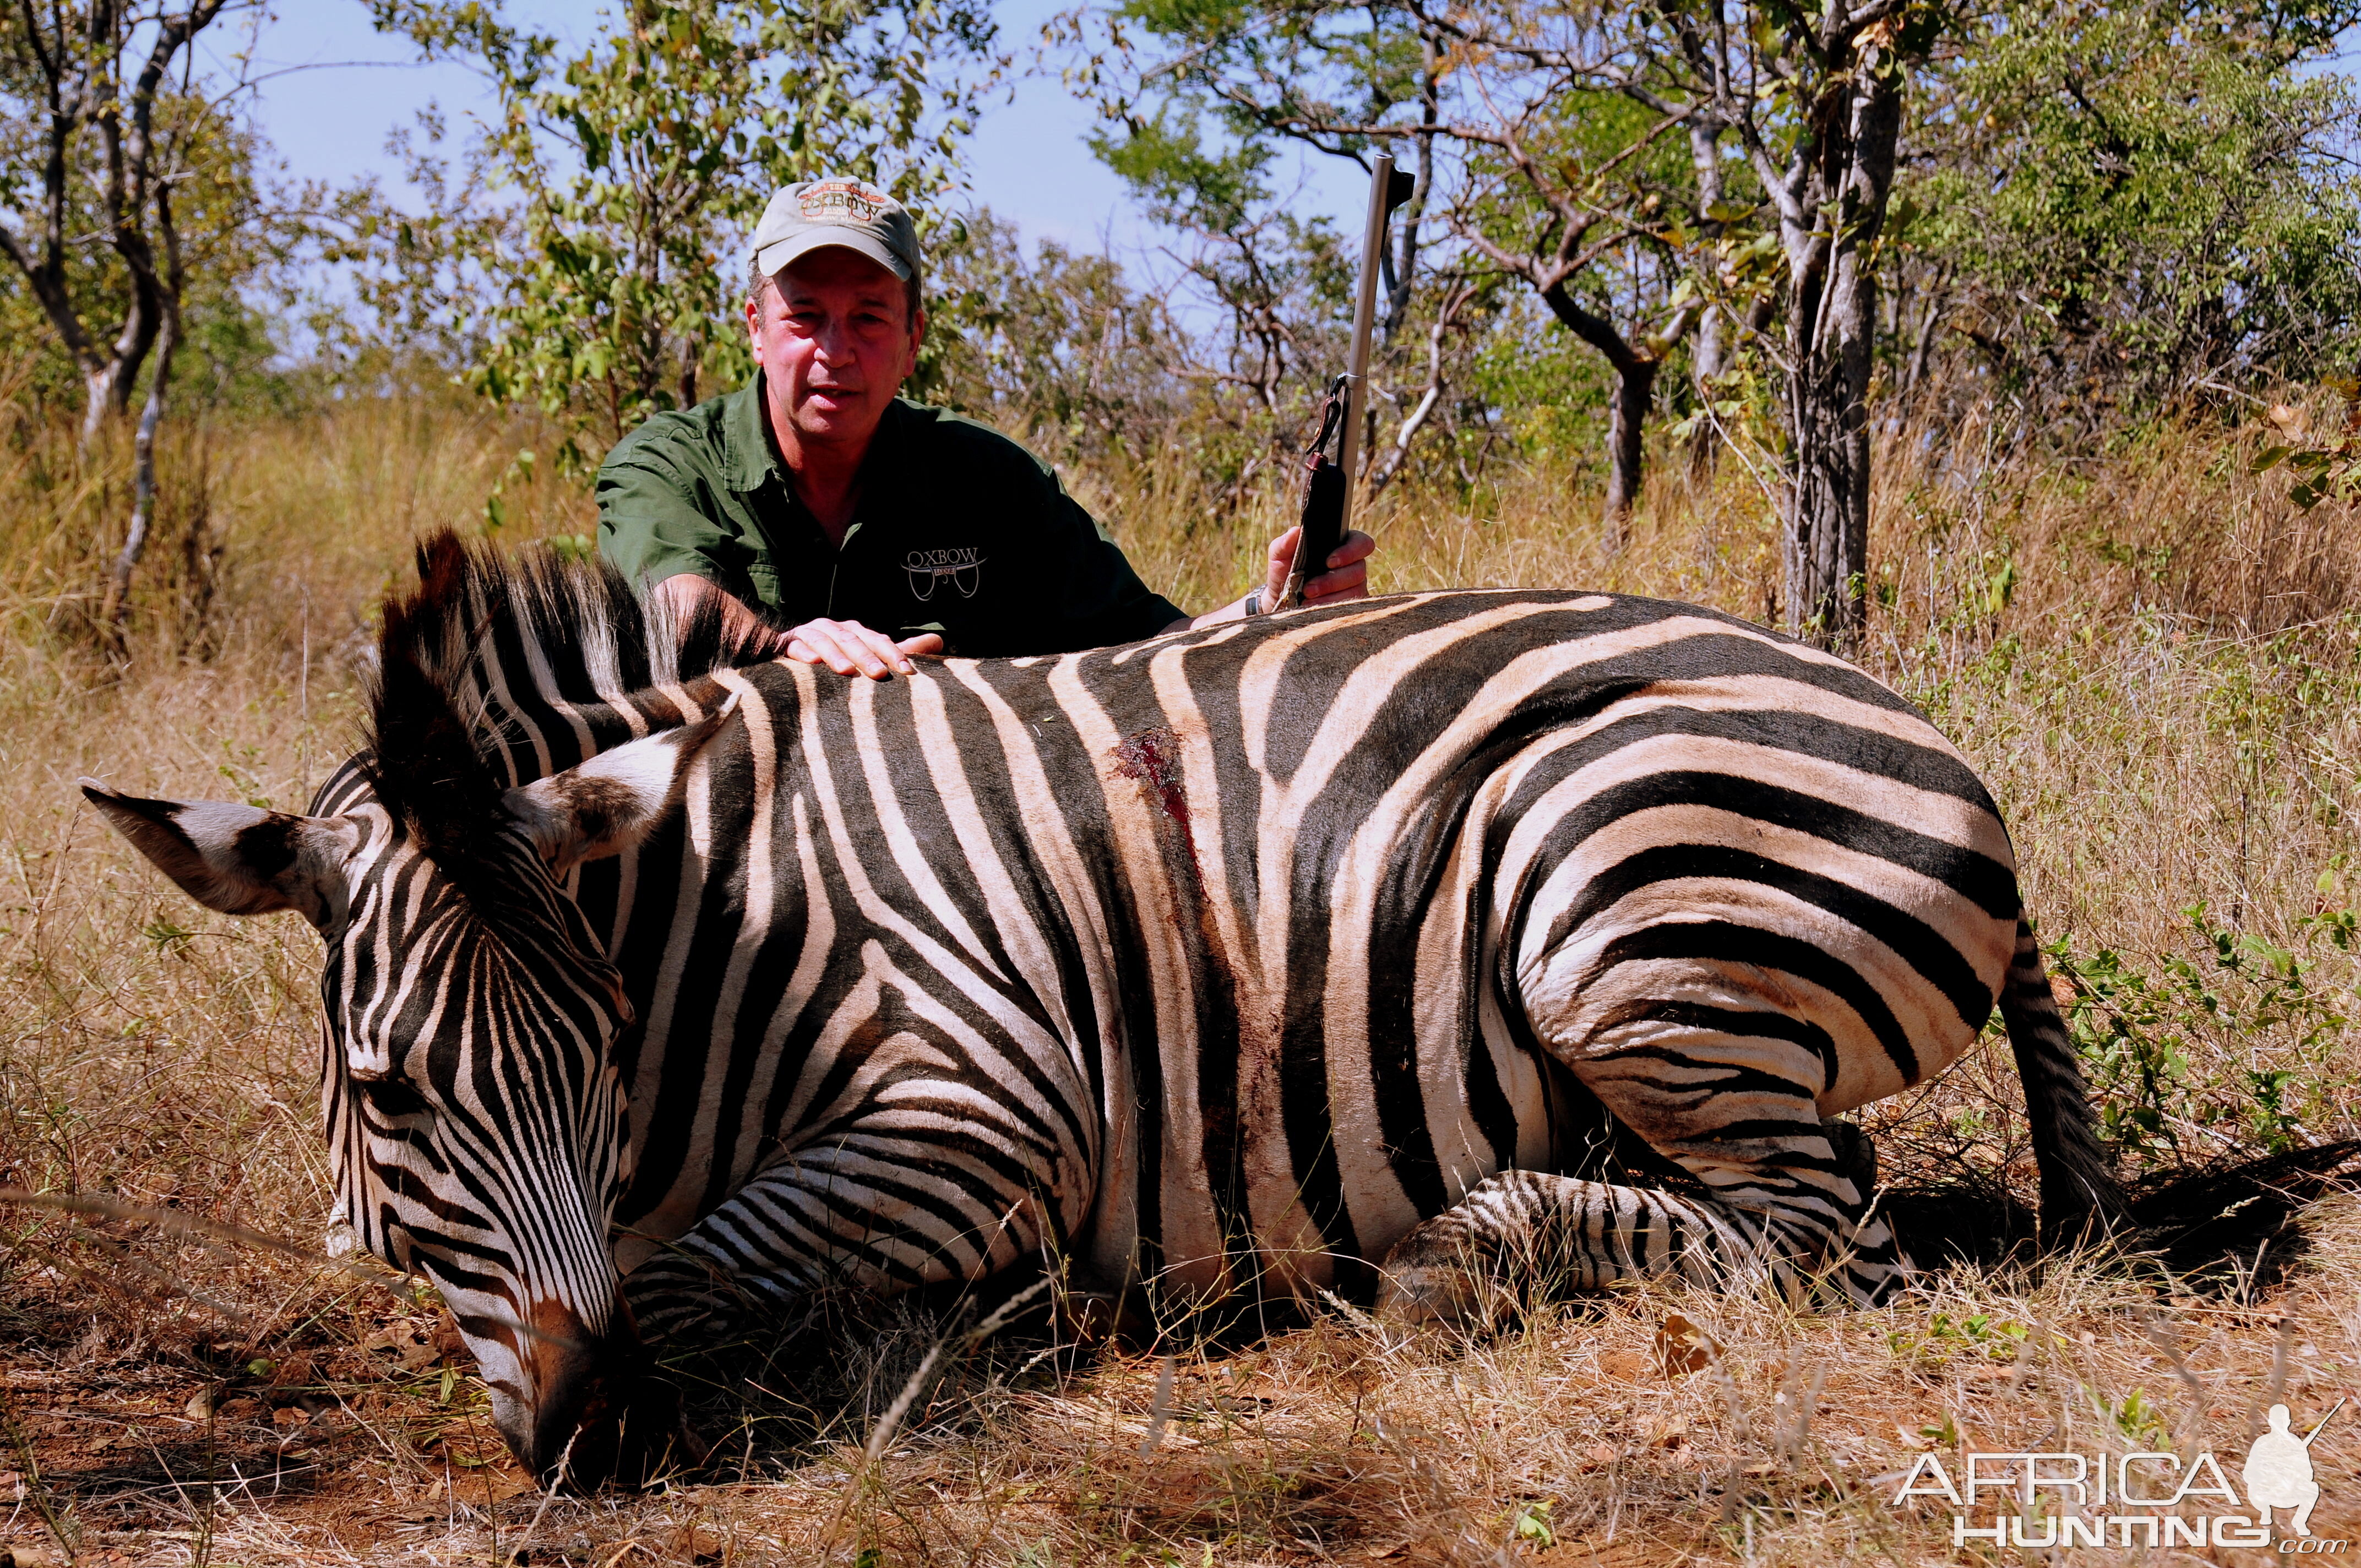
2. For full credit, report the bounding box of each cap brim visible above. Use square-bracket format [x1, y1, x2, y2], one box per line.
[754, 227, 912, 282]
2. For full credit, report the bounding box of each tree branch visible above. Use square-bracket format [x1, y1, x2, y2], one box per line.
[1540, 277, 1644, 374]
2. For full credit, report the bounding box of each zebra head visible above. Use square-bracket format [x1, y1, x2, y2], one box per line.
[81, 686, 737, 1480]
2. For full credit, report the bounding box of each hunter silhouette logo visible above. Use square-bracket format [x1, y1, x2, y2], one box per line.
[906, 547, 984, 600]
[1891, 1398, 2346, 1550]
[2247, 1401, 2341, 1537]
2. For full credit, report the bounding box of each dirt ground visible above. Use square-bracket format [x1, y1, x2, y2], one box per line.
[4, 1185, 2360, 1565]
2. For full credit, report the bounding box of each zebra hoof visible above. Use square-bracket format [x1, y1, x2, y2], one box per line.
[1374, 1224, 1514, 1331]
[1056, 1289, 1146, 1345]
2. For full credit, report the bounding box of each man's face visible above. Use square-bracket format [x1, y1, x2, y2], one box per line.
[746, 247, 923, 454]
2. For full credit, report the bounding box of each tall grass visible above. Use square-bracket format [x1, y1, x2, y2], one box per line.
[1, 395, 2357, 1562]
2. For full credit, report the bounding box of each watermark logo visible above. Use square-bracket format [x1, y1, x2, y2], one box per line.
[906, 547, 984, 601]
[2249, 1402, 2337, 1538]
[1891, 1401, 2343, 1551]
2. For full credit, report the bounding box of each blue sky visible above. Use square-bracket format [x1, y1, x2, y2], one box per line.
[227, 0, 1362, 269]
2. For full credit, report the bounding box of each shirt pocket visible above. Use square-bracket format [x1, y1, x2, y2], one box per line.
[743, 562, 784, 611]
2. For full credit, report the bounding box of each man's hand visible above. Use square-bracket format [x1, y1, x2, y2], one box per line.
[646, 576, 941, 679]
[784, 618, 944, 679]
[1160, 525, 1379, 636]
[1265, 524, 1375, 609]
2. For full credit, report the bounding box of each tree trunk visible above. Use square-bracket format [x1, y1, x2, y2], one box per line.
[80, 367, 117, 460]
[101, 293, 178, 647]
[1783, 319, 1870, 646]
[1542, 281, 1653, 550]
[81, 271, 160, 461]
[1602, 357, 1656, 539]
[77, 303, 151, 460]
[1779, 66, 1902, 651]
[1688, 306, 1725, 477]
[1686, 117, 1728, 476]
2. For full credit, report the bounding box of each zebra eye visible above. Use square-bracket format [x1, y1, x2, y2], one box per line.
[352, 1073, 431, 1120]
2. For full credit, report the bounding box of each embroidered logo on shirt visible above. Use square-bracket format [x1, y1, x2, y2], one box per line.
[906, 547, 984, 600]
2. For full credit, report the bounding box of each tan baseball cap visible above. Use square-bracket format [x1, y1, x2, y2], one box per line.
[750, 178, 921, 283]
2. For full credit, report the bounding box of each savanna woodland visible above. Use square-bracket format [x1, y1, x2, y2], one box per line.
[6, 0, 2361, 1560]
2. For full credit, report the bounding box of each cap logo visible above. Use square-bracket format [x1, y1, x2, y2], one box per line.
[799, 180, 890, 225]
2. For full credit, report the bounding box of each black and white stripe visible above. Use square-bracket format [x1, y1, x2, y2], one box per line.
[85, 535, 2126, 1473]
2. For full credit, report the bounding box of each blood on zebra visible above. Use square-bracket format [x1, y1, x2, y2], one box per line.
[1111, 725, 1193, 838]
[1109, 721, 1258, 1230]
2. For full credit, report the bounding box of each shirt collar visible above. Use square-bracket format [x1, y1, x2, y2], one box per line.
[722, 374, 782, 493]
[722, 375, 920, 500]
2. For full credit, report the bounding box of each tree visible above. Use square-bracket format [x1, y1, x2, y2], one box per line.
[1904, 0, 2361, 431]
[921, 208, 1189, 466]
[0, 0, 257, 640]
[1090, 110, 1353, 424]
[366, 0, 1003, 474]
[1063, 0, 1745, 538]
[1444, 81, 1709, 531]
[1580, 0, 1938, 647]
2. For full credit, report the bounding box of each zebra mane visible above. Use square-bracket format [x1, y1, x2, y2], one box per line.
[362, 529, 772, 865]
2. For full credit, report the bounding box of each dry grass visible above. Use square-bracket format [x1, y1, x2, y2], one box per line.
[3, 395, 2360, 1564]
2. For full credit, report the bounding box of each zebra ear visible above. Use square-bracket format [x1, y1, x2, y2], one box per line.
[504, 696, 738, 875]
[80, 781, 350, 928]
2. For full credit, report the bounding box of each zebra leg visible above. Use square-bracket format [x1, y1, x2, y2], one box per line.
[1377, 1169, 1761, 1326]
[621, 1153, 1059, 1348]
[622, 1231, 775, 1348]
[1379, 1019, 1904, 1325]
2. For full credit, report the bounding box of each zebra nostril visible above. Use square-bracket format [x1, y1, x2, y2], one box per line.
[506, 1292, 701, 1490]
[501, 1299, 606, 1482]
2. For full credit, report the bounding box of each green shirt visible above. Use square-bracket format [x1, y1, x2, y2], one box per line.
[595, 377, 1184, 657]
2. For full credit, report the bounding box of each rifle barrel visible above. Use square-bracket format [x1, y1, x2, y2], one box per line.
[1334, 151, 1396, 559]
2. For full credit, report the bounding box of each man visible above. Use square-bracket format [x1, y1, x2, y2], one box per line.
[597, 177, 1375, 678]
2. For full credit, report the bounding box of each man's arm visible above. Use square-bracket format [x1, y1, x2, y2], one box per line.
[598, 443, 942, 682]
[649, 575, 943, 679]
[1163, 524, 1377, 635]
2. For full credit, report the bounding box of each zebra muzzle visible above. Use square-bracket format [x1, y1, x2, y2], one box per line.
[508, 1290, 707, 1489]
[486, 1297, 608, 1483]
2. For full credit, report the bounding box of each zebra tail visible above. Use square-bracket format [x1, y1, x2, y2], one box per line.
[1999, 917, 2135, 1244]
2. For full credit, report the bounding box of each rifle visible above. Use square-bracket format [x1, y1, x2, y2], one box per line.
[1280, 151, 1417, 611]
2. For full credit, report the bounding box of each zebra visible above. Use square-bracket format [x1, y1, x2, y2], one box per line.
[81, 532, 2126, 1479]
